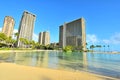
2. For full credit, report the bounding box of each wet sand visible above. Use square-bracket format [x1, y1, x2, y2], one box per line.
[0, 63, 117, 80]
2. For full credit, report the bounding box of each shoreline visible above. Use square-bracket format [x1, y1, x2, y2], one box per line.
[0, 50, 119, 80]
[0, 49, 58, 53]
[0, 49, 120, 54]
[0, 63, 117, 80]
[88, 51, 120, 54]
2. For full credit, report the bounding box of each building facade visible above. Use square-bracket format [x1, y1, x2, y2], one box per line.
[38, 32, 43, 45]
[2, 16, 15, 37]
[59, 18, 86, 51]
[38, 31, 50, 45]
[17, 11, 36, 48]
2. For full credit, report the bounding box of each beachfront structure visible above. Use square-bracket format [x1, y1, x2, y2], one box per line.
[2, 16, 15, 37]
[59, 18, 86, 51]
[38, 31, 50, 45]
[38, 32, 43, 45]
[17, 11, 36, 48]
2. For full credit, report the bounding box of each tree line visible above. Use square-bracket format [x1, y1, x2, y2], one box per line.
[0, 32, 59, 50]
[89, 44, 110, 52]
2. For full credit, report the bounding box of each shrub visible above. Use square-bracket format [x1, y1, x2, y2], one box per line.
[63, 46, 73, 52]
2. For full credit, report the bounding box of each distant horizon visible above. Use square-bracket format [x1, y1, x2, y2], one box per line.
[0, 0, 120, 51]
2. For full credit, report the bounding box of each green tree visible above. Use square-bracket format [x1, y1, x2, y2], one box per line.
[29, 40, 35, 48]
[19, 38, 25, 44]
[19, 38, 30, 48]
[24, 38, 30, 48]
[63, 46, 73, 52]
[14, 32, 19, 39]
[13, 32, 19, 47]
[34, 42, 41, 49]
[0, 33, 7, 42]
[6, 37, 12, 47]
[0, 33, 17, 48]
[90, 45, 95, 52]
[86, 43, 88, 50]
[11, 39, 16, 47]
[45, 44, 50, 50]
[103, 45, 105, 52]
[107, 45, 110, 52]
[96, 45, 102, 52]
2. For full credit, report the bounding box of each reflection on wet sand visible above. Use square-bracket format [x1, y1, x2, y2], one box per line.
[83, 52, 88, 71]
[14, 51, 49, 68]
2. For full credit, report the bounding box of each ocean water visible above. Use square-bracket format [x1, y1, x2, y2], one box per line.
[0, 51, 120, 78]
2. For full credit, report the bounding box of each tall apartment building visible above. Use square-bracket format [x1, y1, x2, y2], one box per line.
[17, 11, 36, 48]
[59, 18, 86, 51]
[2, 16, 15, 37]
[38, 32, 43, 45]
[38, 31, 50, 45]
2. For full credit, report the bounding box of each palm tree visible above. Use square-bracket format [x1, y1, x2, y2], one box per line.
[90, 45, 95, 52]
[19, 38, 24, 43]
[19, 38, 29, 48]
[45, 44, 50, 50]
[13, 32, 19, 47]
[107, 45, 110, 52]
[14, 32, 18, 38]
[29, 40, 35, 48]
[86, 43, 89, 51]
[96, 45, 102, 52]
[35, 42, 41, 49]
[6, 37, 16, 48]
[63, 45, 73, 52]
[6, 36, 12, 47]
[86, 43, 88, 47]
[11, 39, 16, 47]
[103, 45, 105, 52]
[24, 39, 30, 48]
[0, 33, 7, 42]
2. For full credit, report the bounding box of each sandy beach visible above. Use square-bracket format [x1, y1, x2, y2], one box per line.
[0, 50, 119, 80]
[0, 63, 117, 80]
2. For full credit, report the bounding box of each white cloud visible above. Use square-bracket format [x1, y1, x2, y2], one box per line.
[0, 28, 2, 32]
[1, 28, 39, 42]
[32, 33, 38, 42]
[12, 29, 38, 42]
[103, 33, 120, 44]
[12, 29, 18, 39]
[13, 29, 18, 34]
[87, 33, 120, 45]
[102, 39, 111, 44]
[87, 34, 99, 44]
[0, 27, 18, 35]
[111, 33, 120, 44]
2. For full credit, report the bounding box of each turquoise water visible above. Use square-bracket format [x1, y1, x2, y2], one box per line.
[0, 51, 120, 78]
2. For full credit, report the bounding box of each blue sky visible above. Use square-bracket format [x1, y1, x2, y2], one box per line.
[0, 0, 120, 51]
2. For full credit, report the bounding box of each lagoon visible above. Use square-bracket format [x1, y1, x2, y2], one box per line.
[0, 51, 120, 79]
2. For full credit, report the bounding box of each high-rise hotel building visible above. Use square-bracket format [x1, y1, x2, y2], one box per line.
[59, 18, 86, 51]
[38, 31, 50, 45]
[2, 16, 15, 37]
[38, 32, 43, 45]
[17, 11, 36, 48]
